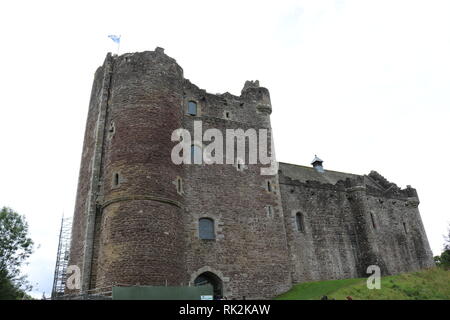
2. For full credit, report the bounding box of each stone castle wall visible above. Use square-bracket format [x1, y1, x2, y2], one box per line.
[278, 165, 434, 284]
[68, 48, 434, 298]
[180, 79, 291, 299]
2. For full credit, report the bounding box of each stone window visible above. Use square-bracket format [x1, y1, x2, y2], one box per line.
[266, 205, 274, 218]
[191, 144, 202, 164]
[370, 212, 377, 230]
[199, 218, 215, 240]
[176, 177, 183, 194]
[267, 180, 272, 192]
[224, 110, 231, 119]
[108, 121, 116, 140]
[296, 212, 305, 232]
[113, 173, 120, 187]
[403, 222, 408, 234]
[188, 101, 197, 116]
[108, 121, 115, 134]
[236, 158, 245, 171]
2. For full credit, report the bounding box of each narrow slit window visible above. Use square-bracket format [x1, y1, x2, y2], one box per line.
[296, 212, 305, 232]
[403, 222, 408, 234]
[188, 101, 197, 116]
[267, 181, 272, 192]
[370, 212, 376, 230]
[176, 177, 182, 194]
[113, 173, 119, 186]
[266, 206, 274, 218]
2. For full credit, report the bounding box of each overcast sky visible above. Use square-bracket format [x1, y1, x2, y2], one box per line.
[0, 0, 449, 298]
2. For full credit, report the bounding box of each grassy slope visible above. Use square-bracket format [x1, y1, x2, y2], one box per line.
[276, 268, 450, 300]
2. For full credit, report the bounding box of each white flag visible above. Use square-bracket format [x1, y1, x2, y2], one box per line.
[108, 35, 120, 44]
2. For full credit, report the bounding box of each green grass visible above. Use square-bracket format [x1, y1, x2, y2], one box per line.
[275, 268, 450, 300]
[275, 277, 363, 300]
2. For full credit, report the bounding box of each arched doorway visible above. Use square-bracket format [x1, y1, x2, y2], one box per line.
[194, 272, 223, 299]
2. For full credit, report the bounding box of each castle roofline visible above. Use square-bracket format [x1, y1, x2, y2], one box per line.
[109, 48, 270, 102]
[278, 161, 361, 180]
[278, 161, 417, 199]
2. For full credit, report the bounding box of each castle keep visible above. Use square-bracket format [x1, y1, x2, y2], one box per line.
[68, 48, 434, 299]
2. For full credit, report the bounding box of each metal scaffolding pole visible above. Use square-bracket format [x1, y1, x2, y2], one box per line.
[51, 215, 72, 299]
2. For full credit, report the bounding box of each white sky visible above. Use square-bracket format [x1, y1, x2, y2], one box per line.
[0, 0, 449, 298]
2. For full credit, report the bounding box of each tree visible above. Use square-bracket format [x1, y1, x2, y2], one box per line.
[445, 224, 450, 251]
[434, 224, 450, 270]
[0, 207, 34, 299]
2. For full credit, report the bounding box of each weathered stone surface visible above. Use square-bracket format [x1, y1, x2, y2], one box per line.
[278, 163, 434, 283]
[68, 48, 434, 299]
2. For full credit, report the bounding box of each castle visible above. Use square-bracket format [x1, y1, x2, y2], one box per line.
[68, 48, 434, 299]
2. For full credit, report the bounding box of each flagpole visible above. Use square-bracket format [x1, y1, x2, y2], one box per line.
[108, 35, 121, 55]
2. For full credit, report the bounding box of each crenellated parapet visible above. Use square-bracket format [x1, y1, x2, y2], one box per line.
[366, 171, 419, 201]
[368, 170, 396, 189]
[240, 81, 272, 115]
[279, 174, 346, 192]
[279, 165, 418, 204]
[114, 48, 184, 80]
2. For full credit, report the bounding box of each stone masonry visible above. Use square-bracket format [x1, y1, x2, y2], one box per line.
[67, 48, 434, 299]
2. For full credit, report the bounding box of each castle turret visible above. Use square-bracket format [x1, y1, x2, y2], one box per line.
[345, 177, 387, 276]
[241, 80, 272, 127]
[311, 155, 324, 173]
[69, 48, 187, 293]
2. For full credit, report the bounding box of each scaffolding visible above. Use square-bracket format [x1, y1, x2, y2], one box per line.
[51, 216, 72, 299]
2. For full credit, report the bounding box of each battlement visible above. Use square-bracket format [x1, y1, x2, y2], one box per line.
[278, 162, 417, 201]
[111, 48, 184, 80]
[183, 79, 271, 115]
[367, 170, 418, 199]
[107, 48, 272, 116]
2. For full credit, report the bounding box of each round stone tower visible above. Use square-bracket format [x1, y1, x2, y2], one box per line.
[69, 48, 187, 292]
